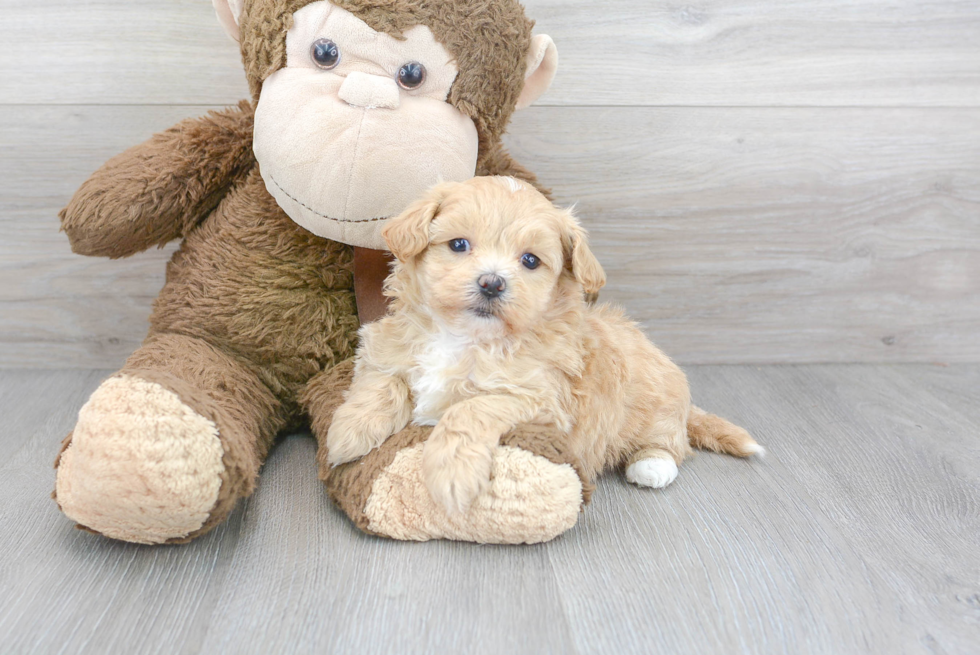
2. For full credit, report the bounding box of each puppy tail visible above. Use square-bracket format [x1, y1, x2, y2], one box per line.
[687, 405, 764, 458]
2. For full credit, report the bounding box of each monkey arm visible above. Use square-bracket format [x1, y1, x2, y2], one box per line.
[60, 101, 256, 258]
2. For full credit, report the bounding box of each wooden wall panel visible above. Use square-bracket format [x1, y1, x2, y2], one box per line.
[1, 104, 977, 366]
[507, 108, 980, 363]
[1, 0, 977, 365]
[1, 0, 978, 106]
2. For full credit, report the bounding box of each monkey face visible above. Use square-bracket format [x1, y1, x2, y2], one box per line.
[253, 2, 479, 248]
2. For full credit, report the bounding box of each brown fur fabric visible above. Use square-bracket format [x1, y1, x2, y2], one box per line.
[476, 141, 552, 200]
[149, 168, 359, 405]
[61, 101, 256, 259]
[59, 129, 361, 539]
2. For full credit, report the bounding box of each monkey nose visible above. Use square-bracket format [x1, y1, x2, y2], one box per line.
[477, 274, 506, 300]
[338, 71, 400, 110]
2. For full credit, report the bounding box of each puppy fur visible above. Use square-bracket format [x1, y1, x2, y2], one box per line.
[327, 177, 762, 514]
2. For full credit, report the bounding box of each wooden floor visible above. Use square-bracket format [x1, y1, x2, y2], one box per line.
[1, 365, 977, 655]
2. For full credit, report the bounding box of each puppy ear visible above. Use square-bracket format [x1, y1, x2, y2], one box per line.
[561, 211, 606, 294]
[383, 184, 451, 262]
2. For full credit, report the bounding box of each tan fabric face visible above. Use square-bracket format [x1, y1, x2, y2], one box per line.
[253, 2, 479, 248]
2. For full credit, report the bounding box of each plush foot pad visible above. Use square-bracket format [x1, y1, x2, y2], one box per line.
[55, 374, 225, 544]
[363, 444, 583, 544]
[626, 457, 678, 489]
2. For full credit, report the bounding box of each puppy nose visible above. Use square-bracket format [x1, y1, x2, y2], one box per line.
[338, 71, 400, 109]
[477, 274, 506, 299]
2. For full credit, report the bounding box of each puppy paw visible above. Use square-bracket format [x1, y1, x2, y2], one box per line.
[326, 403, 405, 466]
[626, 456, 678, 489]
[422, 425, 494, 515]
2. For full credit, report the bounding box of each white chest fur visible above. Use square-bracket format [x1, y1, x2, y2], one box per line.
[409, 329, 478, 426]
[405, 327, 571, 431]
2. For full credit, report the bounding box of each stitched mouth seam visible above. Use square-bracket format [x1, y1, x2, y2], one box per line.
[342, 109, 367, 221]
[269, 175, 391, 224]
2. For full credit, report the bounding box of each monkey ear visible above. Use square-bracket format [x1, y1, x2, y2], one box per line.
[561, 210, 606, 294]
[516, 35, 559, 110]
[212, 0, 245, 43]
[382, 184, 453, 262]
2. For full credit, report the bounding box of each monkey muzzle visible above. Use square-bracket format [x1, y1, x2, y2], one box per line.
[253, 68, 479, 250]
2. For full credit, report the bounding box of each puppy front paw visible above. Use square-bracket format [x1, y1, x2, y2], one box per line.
[326, 403, 406, 467]
[422, 423, 495, 515]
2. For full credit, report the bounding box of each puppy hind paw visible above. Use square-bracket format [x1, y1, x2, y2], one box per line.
[626, 457, 678, 489]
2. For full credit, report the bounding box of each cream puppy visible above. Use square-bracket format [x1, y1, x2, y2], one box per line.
[327, 177, 763, 514]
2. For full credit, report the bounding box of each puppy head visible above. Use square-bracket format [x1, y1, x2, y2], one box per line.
[382, 176, 605, 339]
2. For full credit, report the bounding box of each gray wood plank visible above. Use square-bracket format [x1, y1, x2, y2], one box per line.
[1, 0, 249, 106]
[0, 104, 198, 369]
[684, 364, 980, 654]
[532, 0, 980, 108]
[3, 0, 979, 107]
[0, 369, 98, 459]
[3, 104, 978, 367]
[885, 364, 980, 425]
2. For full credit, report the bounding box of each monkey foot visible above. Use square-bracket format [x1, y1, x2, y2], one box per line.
[54, 374, 227, 544]
[324, 424, 591, 544]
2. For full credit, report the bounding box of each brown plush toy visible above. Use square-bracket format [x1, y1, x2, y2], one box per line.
[53, 0, 590, 545]
[53, 0, 753, 545]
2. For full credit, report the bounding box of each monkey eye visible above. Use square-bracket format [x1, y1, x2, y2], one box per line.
[521, 253, 540, 270]
[449, 238, 470, 253]
[396, 62, 427, 90]
[311, 38, 340, 70]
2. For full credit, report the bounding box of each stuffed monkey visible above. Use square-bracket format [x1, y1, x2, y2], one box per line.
[55, 0, 754, 544]
[53, 0, 592, 545]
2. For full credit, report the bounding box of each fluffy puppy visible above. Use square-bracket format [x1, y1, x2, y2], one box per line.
[327, 176, 762, 514]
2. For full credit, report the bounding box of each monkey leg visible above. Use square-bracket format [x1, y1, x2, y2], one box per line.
[54, 334, 285, 544]
[303, 362, 592, 544]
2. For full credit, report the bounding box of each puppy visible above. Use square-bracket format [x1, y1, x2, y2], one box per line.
[327, 176, 763, 514]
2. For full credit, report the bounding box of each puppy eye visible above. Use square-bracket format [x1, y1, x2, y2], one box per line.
[449, 238, 470, 253]
[521, 253, 541, 270]
[397, 62, 426, 89]
[311, 39, 340, 70]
